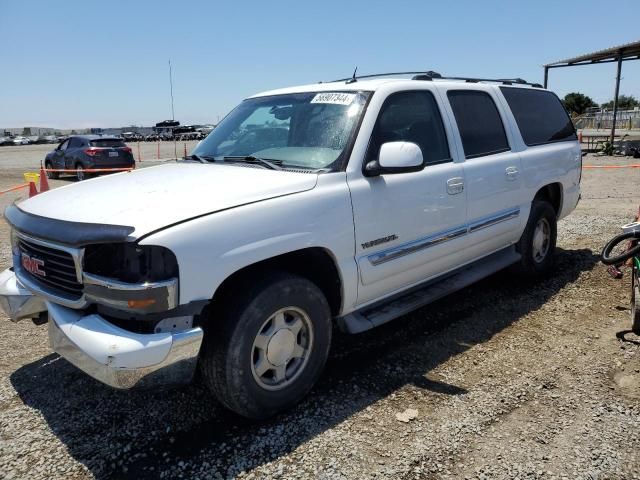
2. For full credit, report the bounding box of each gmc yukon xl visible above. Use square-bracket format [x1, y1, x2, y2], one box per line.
[0, 72, 581, 418]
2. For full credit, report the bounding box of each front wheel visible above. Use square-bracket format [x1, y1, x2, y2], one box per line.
[44, 161, 58, 179]
[200, 272, 332, 419]
[514, 201, 557, 277]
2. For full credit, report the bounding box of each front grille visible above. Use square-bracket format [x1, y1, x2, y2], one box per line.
[18, 238, 83, 299]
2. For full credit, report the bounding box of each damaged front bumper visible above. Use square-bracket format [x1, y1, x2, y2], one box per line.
[0, 268, 203, 389]
[0, 268, 47, 321]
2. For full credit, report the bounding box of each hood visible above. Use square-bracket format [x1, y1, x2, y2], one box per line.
[18, 163, 318, 239]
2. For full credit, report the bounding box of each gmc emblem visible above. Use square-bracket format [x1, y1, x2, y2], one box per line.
[21, 253, 46, 277]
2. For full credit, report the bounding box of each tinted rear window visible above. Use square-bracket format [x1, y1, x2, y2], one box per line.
[500, 87, 576, 146]
[447, 90, 510, 159]
[68, 137, 84, 148]
[90, 139, 126, 148]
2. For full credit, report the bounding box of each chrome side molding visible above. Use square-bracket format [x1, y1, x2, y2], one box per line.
[367, 207, 521, 266]
[369, 227, 467, 266]
[468, 208, 520, 233]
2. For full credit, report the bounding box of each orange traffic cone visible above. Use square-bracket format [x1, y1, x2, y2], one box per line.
[28, 182, 38, 197]
[39, 166, 50, 193]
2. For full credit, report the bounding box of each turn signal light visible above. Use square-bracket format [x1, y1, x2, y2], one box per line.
[127, 298, 156, 309]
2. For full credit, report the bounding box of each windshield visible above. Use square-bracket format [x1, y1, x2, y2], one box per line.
[193, 91, 370, 171]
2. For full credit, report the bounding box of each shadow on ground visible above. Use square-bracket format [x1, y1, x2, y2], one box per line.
[616, 330, 640, 345]
[10, 248, 599, 479]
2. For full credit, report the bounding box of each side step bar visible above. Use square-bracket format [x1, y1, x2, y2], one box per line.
[338, 246, 520, 334]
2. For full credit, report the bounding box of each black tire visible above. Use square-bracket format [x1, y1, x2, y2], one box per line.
[44, 161, 58, 180]
[75, 163, 85, 181]
[601, 232, 640, 265]
[200, 272, 332, 419]
[631, 267, 640, 334]
[514, 200, 557, 277]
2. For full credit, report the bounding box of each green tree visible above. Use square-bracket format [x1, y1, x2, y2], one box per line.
[562, 92, 597, 115]
[601, 94, 640, 110]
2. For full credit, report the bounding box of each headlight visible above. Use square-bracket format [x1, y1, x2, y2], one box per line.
[84, 243, 178, 283]
[83, 243, 179, 313]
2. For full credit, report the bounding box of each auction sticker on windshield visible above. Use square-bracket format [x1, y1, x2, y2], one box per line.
[311, 92, 356, 105]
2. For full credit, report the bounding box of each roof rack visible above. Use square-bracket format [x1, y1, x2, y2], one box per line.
[329, 71, 543, 88]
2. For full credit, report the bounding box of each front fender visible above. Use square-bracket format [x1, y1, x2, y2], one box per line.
[139, 174, 358, 314]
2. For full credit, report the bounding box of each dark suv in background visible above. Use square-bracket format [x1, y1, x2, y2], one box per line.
[44, 135, 135, 181]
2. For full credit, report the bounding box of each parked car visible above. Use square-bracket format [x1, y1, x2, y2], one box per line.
[617, 139, 640, 158]
[0, 72, 581, 419]
[121, 131, 144, 142]
[43, 135, 135, 181]
[12, 136, 30, 145]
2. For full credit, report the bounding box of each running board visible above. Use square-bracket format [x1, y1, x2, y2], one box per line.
[338, 247, 520, 334]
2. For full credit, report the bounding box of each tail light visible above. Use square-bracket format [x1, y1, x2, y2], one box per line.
[84, 147, 100, 156]
[121, 147, 132, 153]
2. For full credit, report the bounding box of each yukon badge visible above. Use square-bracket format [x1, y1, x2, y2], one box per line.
[361, 234, 398, 250]
[21, 253, 46, 277]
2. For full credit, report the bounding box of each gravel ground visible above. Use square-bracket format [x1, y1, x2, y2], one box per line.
[0, 152, 639, 479]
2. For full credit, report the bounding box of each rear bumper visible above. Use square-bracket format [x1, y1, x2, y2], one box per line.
[47, 302, 203, 389]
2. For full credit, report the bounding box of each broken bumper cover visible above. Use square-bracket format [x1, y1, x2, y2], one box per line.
[47, 302, 203, 389]
[0, 267, 203, 389]
[0, 268, 47, 322]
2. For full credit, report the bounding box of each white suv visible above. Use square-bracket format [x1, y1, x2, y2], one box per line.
[0, 72, 581, 418]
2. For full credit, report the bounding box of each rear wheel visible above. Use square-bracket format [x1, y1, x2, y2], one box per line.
[514, 201, 557, 277]
[75, 163, 86, 181]
[200, 272, 332, 419]
[44, 161, 58, 180]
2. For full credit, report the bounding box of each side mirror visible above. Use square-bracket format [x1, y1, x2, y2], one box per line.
[364, 141, 424, 177]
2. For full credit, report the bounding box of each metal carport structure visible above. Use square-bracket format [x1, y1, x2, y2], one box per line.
[543, 40, 640, 144]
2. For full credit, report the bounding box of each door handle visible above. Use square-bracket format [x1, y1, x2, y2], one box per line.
[446, 177, 464, 195]
[505, 166, 519, 181]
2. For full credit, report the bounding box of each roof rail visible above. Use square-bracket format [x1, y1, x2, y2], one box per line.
[330, 71, 440, 82]
[328, 71, 543, 88]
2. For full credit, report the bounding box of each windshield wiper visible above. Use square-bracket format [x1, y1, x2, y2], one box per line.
[223, 155, 283, 171]
[189, 153, 215, 163]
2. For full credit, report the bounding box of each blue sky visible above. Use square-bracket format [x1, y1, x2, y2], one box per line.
[1, 0, 639, 129]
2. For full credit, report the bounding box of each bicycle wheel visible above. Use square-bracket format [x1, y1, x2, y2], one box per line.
[601, 232, 640, 265]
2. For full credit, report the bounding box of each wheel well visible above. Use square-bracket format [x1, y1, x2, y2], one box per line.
[209, 248, 343, 318]
[533, 183, 562, 217]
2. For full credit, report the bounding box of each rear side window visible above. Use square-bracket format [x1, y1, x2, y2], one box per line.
[500, 87, 576, 146]
[368, 90, 450, 165]
[447, 90, 510, 159]
[68, 137, 84, 149]
[90, 139, 126, 148]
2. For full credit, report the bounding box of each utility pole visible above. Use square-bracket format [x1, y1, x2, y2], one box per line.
[169, 60, 175, 121]
[610, 53, 623, 145]
[169, 60, 177, 159]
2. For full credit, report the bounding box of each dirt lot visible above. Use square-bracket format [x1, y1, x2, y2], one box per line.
[0, 141, 201, 171]
[0, 150, 639, 480]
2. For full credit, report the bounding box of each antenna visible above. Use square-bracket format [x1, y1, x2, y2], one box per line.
[169, 60, 175, 121]
[346, 66, 358, 84]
